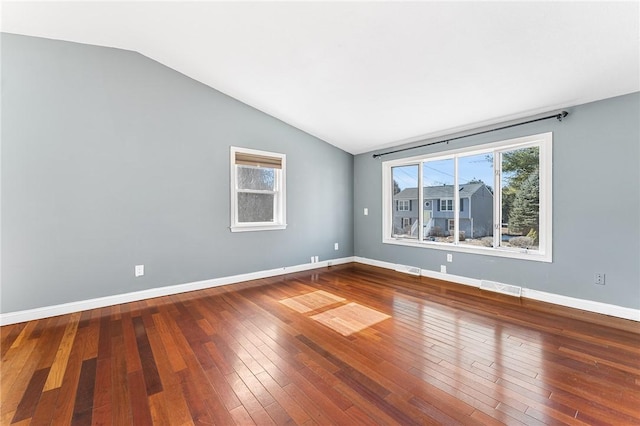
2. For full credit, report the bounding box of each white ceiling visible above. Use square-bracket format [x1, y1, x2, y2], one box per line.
[2, 1, 639, 154]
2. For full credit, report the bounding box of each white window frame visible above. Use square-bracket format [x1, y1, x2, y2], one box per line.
[398, 200, 410, 211]
[440, 199, 454, 211]
[382, 132, 552, 262]
[230, 146, 287, 232]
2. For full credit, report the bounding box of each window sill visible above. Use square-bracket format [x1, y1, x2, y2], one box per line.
[230, 224, 287, 233]
[382, 237, 552, 263]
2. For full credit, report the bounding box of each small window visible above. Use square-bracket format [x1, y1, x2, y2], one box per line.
[440, 199, 453, 211]
[402, 218, 412, 228]
[448, 219, 455, 232]
[230, 147, 286, 232]
[398, 200, 410, 211]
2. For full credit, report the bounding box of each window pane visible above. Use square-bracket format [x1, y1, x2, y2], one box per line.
[500, 147, 539, 249]
[423, 159, 454, 242]
[237, 166, 275, 191]
[392, 165, 419, 239]
[458, 153, 495, 248]
[238, 193, 274, 222]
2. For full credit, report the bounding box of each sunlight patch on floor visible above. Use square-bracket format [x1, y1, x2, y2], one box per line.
[311, 302, 391, 336]
[279, 290, 345, 313]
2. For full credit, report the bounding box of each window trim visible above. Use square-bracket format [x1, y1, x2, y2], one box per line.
[230, 146, 287, 232]
[440, 199, 454, 211]
[382, 132, 552, 262]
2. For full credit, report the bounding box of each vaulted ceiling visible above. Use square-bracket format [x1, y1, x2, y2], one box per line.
[2, 1, 639, 154]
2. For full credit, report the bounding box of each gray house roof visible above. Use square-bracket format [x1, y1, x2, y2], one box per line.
[394, 183, 488, 200]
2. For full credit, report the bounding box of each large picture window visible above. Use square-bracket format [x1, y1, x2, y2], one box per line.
[383, 132, 552, 262]
[230, 147, 286, 232]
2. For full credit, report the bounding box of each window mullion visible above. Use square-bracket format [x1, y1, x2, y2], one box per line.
[494, 151, 501, 248]
[418, 162, 424, 242]
[453, 156, 459, 244]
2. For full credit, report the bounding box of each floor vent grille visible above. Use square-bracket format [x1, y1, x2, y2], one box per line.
[395, 265, 421, 276]
[480, 280, 522, 297]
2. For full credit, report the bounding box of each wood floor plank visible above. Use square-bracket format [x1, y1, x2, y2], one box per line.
[110, 322, 133, 425]
[228, 404, 256, 426]
[127, 369, 154, 426]
[31, 388, 59, 425]
[2, 263, 638, 425]
[132, 316, 163, 396]
[1, 322, 26, 356]
[49, 322, 87, 425]
[201, 354, 243, 411]
[11, 366, 50, 423]
[254, 370, 311, 425]
[91, 357, 111, 415]
[43, 312, 81, 391]
[71, 357, 97, 424]
[1, 338, 40, 413]
[225, 370, 276, 425]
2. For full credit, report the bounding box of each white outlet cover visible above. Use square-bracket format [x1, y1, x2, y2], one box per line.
[440, 265, 447, 274]
[447, 253, 453, 262]
[364, 208, 368, 215]
[334, 243, 339, 250]
[135, 264, 144, 277]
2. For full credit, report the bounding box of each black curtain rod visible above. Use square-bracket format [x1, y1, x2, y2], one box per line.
[372, 111, 568, 159]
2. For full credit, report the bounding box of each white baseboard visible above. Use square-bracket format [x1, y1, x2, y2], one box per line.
[520, 288, 640, 322]
[354, 256, 640, 322]
[0, 256, 355, 326]
[3, 256, 637, 325]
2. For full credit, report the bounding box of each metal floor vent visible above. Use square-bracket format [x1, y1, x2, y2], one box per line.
[395, 265, 421, 276]
[480, 280, 522, 297]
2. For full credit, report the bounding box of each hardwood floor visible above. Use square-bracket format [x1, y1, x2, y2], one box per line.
[2, 263, 639, 425]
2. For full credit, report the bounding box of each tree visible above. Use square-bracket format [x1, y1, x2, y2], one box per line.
[501, 186, 516, 224]
[500, 147, 539, 228]
[393, 180, 401, 195]
[508, 170, 539, 235]
[502, 147, 539, 188]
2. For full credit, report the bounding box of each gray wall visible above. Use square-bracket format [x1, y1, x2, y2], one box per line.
[355, 92, 640, 309]
[1, 33, 354, 313]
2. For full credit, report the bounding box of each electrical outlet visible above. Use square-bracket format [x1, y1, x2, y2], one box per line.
[594, 273, 605, 285]
[447, 253, 453, 262]
[310, 256, 315, 263]
[334, 242, 339, 250]
[135, 264, 144, 277]
[314, 256, 319, 263]
[440, 265, 447, 274]
[364, 208, 369, 215]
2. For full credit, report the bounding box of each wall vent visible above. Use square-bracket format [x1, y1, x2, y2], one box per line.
[480, 280, 522, 297]
[395, 265, 421, 276]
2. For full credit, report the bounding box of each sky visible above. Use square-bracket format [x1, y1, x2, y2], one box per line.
[393, 153, 494, 190]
